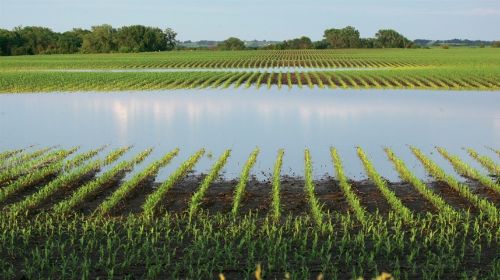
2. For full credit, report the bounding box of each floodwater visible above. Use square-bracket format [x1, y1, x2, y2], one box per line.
[0, 88, 498, 182]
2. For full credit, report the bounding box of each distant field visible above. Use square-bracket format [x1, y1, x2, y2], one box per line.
[0, 49, 499, 92]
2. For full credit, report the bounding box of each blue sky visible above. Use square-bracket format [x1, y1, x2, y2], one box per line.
[0, 0, 499, 41]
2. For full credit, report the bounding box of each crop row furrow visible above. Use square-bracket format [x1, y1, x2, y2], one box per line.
[189, 150, 231, 219]
[53, 148, 153, 214]
[143, 149, 205, 215]
[437, 147, 500, 194]
[411, 146, 499, 223]
[7, 147, 129, 214]
[97, 148, 179, 215]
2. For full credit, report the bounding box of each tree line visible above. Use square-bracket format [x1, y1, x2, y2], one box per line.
[255, 26, 413, 50]
[1, 24, 498, 55]
[0, 25, 178, 56]
[214, 27, 414, 51]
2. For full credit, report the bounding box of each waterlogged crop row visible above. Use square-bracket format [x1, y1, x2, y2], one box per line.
[97, 148, 179, 215]
[53, 148, 153, 214]
[437, 147, 500, 194]
[384, 148, 458, 217]
[143, 149, 205, 215]
[5, 48, 500, 71]
[304, 149, 325, 227]
[411, 146, 499, 223]
[466, 148, 500, 177]
[1, 146, 498, 221]
[188, 150, 231, 219]
[0, 147, 77, 186]
[1, 67, 499, 93]
[271, 149, 284, 221]
[330, 148, 367, 223]
[7, 147, 129, 214]
[0, 147, 80, 205]
[232, 148, 259, 216]
[357, 147, 413, 222]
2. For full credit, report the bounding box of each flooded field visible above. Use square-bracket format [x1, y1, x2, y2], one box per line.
[1, 88, 498, 181]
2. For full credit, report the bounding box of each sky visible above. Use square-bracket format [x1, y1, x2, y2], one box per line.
[0, 0, 499, 41]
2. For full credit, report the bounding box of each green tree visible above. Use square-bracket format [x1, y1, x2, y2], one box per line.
[282, 36, 313, 49]
[217, 37, 245, 50]
[324, 26, 361, 48]
[164, 28, 178, 50]
[81, 24, 117, 53]
[14, 26, 58, 54]
[360, 38, 376, 48]
[375, 29, 411, 48]
[56, 29, 89, 54]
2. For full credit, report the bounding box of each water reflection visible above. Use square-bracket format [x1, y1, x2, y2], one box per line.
[0, 89, 498, 181]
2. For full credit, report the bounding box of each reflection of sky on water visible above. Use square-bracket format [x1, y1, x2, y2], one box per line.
[0, 88, 498, 182]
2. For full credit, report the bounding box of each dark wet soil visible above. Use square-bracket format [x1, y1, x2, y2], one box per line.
[2, 173, 498, 217]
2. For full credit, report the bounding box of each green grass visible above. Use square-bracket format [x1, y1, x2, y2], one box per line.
[0, 49, 499, 92]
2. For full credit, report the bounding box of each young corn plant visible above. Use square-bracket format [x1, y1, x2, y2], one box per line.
[63, 145, 107, 170]
[266, 73, 273, 89]
[2, 146, 54, 169]
[188, 150, 231, 220]
[330, 148, 367, 223]
[270, 149, 284, 222]
[357, 147, 413, 222]
[244, 72, 259, 89]
[437, 147, 500, 194]
[142, 149, 205, 215]
[0, 149, 23, 167]
[411, 146, 499, 223]
[53, 148, 153, 214]
[7, 147, 128, 214]
[384, 147, 458, 217]
[232, 148, 260, 217]
[0, 147, 73, 185]
[0, 148, 79, 205]
[286, 72, 293, 89]
[304, 149, 324, 227]
[96, 148, 179, 216]
[255, 72, 266, 89]
[466, 148, 500, 177]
